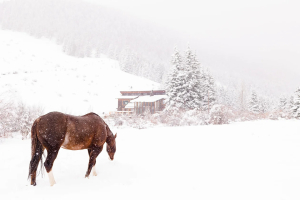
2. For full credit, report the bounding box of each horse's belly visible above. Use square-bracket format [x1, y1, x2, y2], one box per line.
[61, 143, 86, 150]
[61, 132, 91, 150]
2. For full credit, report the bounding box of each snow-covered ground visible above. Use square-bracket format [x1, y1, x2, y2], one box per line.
[1, 120, 300, 200]
[0, 30, 159, 114]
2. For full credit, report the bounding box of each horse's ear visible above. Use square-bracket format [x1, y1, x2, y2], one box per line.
[115, 133, 117, 139]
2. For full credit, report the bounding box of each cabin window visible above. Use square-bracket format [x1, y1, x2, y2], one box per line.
[123, 101, 128, 105]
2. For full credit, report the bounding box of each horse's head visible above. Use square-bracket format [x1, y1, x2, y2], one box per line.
[106, 133, 117, 160]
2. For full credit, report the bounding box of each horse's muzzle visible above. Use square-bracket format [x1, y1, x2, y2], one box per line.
[108, 155, 114, 161]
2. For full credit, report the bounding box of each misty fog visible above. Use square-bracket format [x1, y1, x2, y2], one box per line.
[0, 0, 299, 97]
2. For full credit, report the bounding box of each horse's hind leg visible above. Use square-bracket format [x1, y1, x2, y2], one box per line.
[44, 148, 60, 186]
[28, 140, 44, 186]
[86, 146, 103, 178]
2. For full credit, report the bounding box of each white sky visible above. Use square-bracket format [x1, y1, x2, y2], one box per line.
[84, 0, 300, 94]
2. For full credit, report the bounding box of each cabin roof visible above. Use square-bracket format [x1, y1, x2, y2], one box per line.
[116, 96, 138, 99]
[130, 95, 167, 103]
[120, 90, 165, 94]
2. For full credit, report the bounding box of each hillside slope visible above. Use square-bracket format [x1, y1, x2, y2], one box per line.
[0, 30, 160, 114]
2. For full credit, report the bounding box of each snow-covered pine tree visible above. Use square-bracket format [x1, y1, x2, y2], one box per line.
[279, 96, 288, 112]
[248, 90, 260, 114]
[292, 87, 300, 119]
[288, 95, 294, 117]
[119, 47, 132, 73]
[185, 50, 202, 109]
[174, 46, 201, 110]
[258, 97, 270, 114]
[165, 47, 183, 110]
[177, 47, 193, 110]
[165, 46, 203, 111]
[201, 70, 216, 111]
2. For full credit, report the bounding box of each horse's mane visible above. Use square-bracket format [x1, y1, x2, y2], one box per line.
[105, 123, 114, 138]
[82, 112, 99, 117]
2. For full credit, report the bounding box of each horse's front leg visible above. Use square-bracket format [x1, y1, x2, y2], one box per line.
[86, 146, 103, 178]
[88, 149, 98, 176]
[44, 148, 60, 186]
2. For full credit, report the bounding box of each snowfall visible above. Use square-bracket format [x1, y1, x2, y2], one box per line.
[1, 30, 300, 200]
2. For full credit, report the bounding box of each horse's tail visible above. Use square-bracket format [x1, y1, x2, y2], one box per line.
[28, 118, 44, 180]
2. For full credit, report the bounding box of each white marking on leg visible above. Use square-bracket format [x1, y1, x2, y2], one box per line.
[48, 170, 56, 186]
[92, 166, 97, 176]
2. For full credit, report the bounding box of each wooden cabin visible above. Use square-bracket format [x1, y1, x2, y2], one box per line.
[116, 90, 166, 114]
[130, 95, 166, 114]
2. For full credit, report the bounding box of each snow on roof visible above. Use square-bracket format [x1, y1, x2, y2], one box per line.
[125, 102, 134, 109]
[120, 89, 165, 92]
[116, 96, 138, 99]
[130, 95, 167, 103]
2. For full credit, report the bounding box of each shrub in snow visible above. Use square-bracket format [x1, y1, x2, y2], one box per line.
[179, 109, 207, 126]
[114, 117, 124, 126]
[106, 112, 152, 129]
[149, 113, 160, 125]
[0, 98, 43, 139]
[126, 114, 150, 129]
[0, 99, 14, 137]
[106, 113, 123, 127]
[269, 113, 279, 120]
[161, 107, 182, 126]
[158, 108, 207, 126]
[208, 104, 234, 125]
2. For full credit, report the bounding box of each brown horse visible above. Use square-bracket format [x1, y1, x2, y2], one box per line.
[28, 112, 117, 186]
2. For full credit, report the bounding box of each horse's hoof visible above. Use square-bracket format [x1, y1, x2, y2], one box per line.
[32, 182, 36, 186]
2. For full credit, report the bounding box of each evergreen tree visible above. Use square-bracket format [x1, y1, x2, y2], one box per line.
[165, 47, 183, 110]
[119, 47, 132, 73]
[279, 96, 288, 112]
[202, 70, 216, 110]
[288, 95, 294, 116]
[176, 47, 193, 110]
[259, 97, 269, 113]
[165, 46, 203, 111]
[249, 90, 260, 113]
[292, 87, 300, 119]
[182, 48, 202, 109]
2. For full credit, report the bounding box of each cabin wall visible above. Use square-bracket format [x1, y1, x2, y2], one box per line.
[117, 99, 130, 111]
[134, 101, 162, 114]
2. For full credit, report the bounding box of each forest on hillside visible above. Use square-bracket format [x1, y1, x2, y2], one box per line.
[0, 0, 189, 83]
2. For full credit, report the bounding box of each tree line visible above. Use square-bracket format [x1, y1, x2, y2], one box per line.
[164, 47, 300, 124]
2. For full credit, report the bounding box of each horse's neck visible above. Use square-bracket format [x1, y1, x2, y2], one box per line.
[105, 125, 114, 143]
[107, 129, 114, 138]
